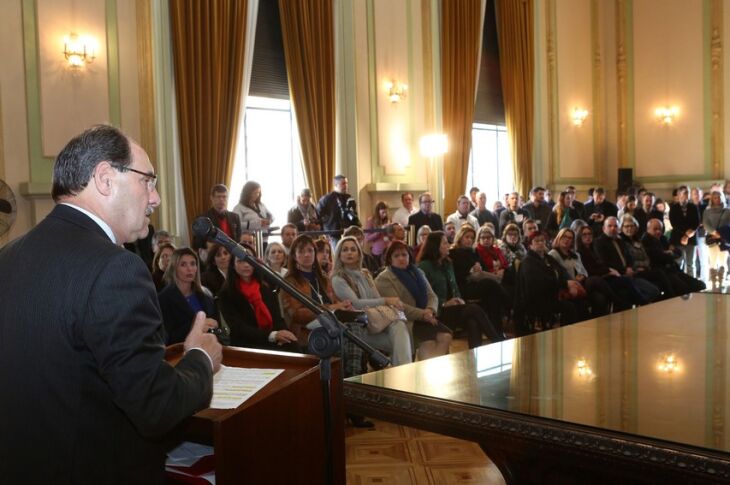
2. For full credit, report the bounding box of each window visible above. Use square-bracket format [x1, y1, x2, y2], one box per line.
[465, 123, 513, 209]
[228, 96, 307, 227]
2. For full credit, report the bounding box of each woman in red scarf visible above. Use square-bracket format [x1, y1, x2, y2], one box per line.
[218, 244, 299, 351]
[475, 226, 508, 279]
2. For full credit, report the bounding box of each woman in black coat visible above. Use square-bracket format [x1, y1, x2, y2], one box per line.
[158, 248, 219, 344]
[448, 225, 509, 329]
[515, 231, 579, 334]
[217, 244, 299, 351]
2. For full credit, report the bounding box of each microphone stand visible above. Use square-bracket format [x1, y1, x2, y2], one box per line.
[193, 218, 389, 485]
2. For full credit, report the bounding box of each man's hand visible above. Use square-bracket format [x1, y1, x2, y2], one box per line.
[184, 312, 223, 373]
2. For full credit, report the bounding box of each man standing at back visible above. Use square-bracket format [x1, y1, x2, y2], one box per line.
[669, 185, 701, 276]
[0, 125, 222, 483]
[408, 192, 444, 234]
[522, 186, 552, 231]
[193, 184, 241, 251]
[392, 192, 417, 227]
[317, 174, 360, 238]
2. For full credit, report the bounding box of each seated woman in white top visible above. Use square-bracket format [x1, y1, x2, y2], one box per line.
[331, 236, 413, 366]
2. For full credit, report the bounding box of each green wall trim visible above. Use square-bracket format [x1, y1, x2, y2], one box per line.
[407, 0, 416, 176]
[21, 0, 124, 186]
[366, 0, 380, 182]
[106, 0, 121, 127]
[21, 0, 52, 185]
[626, 0, 635, 170]
[702, 0, 713, 178]
[704, 295, 715, 446]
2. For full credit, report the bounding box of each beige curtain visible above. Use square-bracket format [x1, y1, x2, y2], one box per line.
[278, 0, 335, 202]
[495, 0, 534, 197]
[169, 0, 248, 230]
[441, 0, 484, 215]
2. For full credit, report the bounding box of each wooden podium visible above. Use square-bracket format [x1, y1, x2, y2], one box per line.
[166, 344, 345, 484]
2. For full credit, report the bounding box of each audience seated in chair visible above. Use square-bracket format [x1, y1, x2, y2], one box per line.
[217, 244, 299, 352]
[158, 248, 218, 345]
[331, 236, 413, 367]
[417, 231, 504, 348]
[200, 243, 230, 297]
[375, 241, 452, 360]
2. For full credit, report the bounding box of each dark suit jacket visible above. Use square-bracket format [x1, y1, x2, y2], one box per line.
[0, 204, 213, 484]
[594, 233, 634, 274]
[408, 211, 444, 233]
[641, 233, 681, 270]
[158, 284, 219, 345]
[583, 200, 618, 234]
[192, 207, 242, 249]
[668, 202, 701, 245]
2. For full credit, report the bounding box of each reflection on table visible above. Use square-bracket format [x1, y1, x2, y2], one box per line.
[345, 293, 730, 484]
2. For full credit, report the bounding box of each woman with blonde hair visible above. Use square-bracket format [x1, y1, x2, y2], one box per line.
[158, 248, 218, 344]
[702, 190, 730, 287]
[264, 241, 288, 277]
[331, 236, 413, 367]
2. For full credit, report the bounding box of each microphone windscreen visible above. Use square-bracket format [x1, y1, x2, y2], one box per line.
[192, 217, 215, 239]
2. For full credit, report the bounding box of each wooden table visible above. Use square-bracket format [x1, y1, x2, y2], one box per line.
[345, 293, 730, 484]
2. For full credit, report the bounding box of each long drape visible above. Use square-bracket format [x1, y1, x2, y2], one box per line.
[170, 0, 248, 230]
[495, 0, 534, 197]
[441, 0, 484, 215]
[278, 0, 335, 202]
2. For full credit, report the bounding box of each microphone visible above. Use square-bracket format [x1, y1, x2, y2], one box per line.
[192, 216, 390, 367]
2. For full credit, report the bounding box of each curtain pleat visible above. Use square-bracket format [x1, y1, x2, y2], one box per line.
[278, 0, 335, 202]
[441, 0, 484, 215]
[495, 0, 534, 197]
[169, 0, 248, 230]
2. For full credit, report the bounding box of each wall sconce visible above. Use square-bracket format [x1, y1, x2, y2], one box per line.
[571, 108, 589, 127]
[419, 134, 448, 157]
[384, 80, 408, 103]
[576, 358, 593, 378]
[655, 106, 679, 126]
[63, 33, 96, 68]
[657, 354, 680, 373]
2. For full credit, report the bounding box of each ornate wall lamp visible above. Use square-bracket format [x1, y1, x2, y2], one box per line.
[655, 106, 679, 126]
[63, 33, 96, 69]
[384, 80, 408, 103]
[571, 108, 589, 127]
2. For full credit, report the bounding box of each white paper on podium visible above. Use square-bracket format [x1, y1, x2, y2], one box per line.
[209, 365, 284, 409]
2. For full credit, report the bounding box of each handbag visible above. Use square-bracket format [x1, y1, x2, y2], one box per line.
[364, 305, 406, 334]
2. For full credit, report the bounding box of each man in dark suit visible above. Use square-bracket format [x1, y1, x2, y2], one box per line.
[583, 187, 618, 234]
[0, 125, 222, 483]
[669, 185, 701, 276]
[642, 218, 706, 294]
[594, 216, 660, 302]
[408, 192, 444, 234]
[192, 184, 242, 251]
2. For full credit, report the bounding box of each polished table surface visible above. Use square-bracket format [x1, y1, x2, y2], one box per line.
[345, 293, 730, 483]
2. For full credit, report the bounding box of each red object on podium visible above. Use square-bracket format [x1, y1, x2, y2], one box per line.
[165, 344, 345, 485]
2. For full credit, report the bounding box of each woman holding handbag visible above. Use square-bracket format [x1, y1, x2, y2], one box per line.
[331, 237, 413, 366]
[702, 190, 730, 287]
[375, 241, 453, 360]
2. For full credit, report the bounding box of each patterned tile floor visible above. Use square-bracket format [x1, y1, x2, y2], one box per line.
[345, 338, 505, 485]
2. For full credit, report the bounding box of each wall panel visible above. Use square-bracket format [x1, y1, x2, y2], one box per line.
[633, 0, 704, 178]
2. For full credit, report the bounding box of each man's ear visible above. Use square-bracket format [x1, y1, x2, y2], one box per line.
[93, 161, 116, 196]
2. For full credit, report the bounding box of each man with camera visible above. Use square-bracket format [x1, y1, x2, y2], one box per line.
[317, 175, 361, 240]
